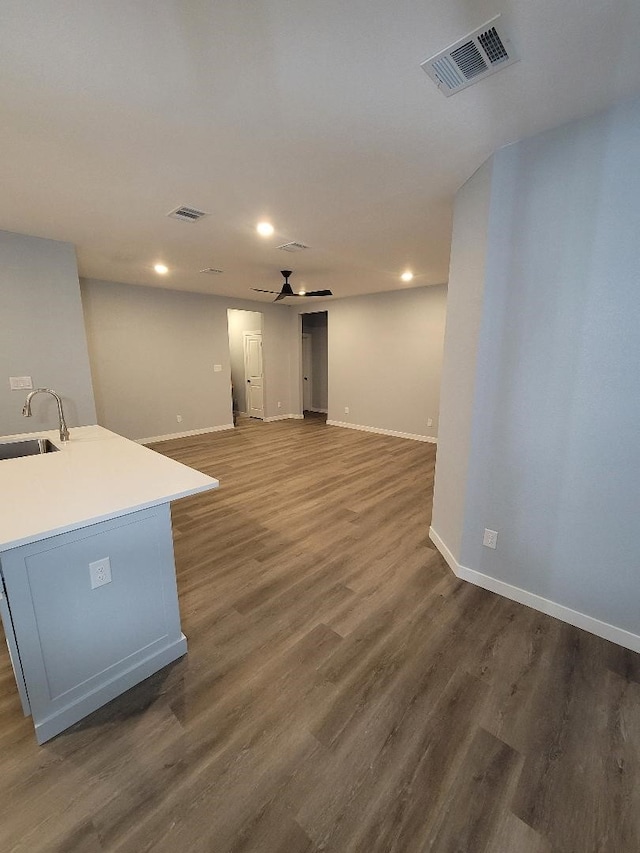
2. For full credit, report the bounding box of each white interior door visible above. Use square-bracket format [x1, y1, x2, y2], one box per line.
[243, 332, 264, 419]
[302, 333, 313, 411]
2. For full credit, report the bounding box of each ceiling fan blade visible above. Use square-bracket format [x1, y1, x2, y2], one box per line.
[251, 288, 280, 294]
[274, 292, 288, 302]
[303, 289, 333, 297]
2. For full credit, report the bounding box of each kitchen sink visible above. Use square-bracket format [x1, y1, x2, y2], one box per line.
[0, 438, 59, 460]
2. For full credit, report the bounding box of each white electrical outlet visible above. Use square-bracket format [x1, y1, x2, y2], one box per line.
[483, 529, 498, 549]
[344, 406, 350, 415]
[89, 557, 112, 589]
[9, 376, 33, 391]
[176, 414, 183, 423]
[427, 417, 433, 427]
[213, 364, 222, 372]
[278, 401, 282, 408]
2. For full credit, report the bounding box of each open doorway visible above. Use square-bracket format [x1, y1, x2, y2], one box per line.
[301, 311, 328, 419]
[227, 309, 264, 421]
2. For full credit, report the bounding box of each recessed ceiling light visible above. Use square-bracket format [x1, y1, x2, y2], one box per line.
[401, 271, 414, 282]
[257, 222, 274, 237]
[154, 263, 169, 275]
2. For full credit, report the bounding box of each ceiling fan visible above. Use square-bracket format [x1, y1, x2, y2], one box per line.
[252, 270, 333, 302]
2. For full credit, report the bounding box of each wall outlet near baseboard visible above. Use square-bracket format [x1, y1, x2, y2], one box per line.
[483, 528, 498, 549]
[278, 401, 282, 408]
[344, 406, 350, 415]
[176, 414, 183, 423]
[427, 417, 433, 427]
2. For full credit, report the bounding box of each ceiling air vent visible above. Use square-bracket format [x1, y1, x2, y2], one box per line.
[200, 268, 223, 274]
[167, 205, 209, 222]
[421, 15, 518, 97]
[277, 241, 309, 253]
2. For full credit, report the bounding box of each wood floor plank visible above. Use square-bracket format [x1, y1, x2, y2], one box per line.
[484, 811, 551, 853]
[423, 727, 523, 853]
[1, 414, 639, 852]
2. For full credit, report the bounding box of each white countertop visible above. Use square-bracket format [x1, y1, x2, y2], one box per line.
[0, 425, 219, 551]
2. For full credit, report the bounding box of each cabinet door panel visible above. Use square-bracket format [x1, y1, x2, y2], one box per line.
[0, 504, 184, 741]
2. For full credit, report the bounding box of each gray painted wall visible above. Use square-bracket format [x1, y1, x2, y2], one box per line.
[81, 279, 292, 440]
[431, 160, 493, 560]
[227, 309, 262, 414]
[296, 286, 447, 438]
[436, 97, 640, 638]
[0, 231, 96, 436]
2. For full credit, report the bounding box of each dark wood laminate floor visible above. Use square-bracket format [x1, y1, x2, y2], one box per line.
[2, 413, 640, 852]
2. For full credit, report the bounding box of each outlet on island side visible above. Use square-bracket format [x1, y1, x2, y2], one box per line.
[483, 528, 498, 550]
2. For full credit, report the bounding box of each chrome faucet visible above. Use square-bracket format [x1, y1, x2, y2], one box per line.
[22, 389, 70, 442]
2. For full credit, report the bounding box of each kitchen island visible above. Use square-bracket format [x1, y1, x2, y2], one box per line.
[0, 425, 218, 744]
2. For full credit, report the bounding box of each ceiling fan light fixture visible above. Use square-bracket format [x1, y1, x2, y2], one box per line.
[257, 221, 274, 237]
[401, 271, 413, 282]
[154, 263, 169, 275]
[250, 270, 333, 302]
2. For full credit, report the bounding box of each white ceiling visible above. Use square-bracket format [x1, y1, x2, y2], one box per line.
[2, 0, 640, 301]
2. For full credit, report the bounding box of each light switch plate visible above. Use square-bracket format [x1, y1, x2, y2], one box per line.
[9, 376, 33, 391]
[213, 364, 223, 372]
[89, 557, 112, 589]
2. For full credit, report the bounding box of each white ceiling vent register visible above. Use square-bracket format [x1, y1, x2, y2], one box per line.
[277, 241, 309, 252]
[167, 205, 209, 222]
[421, 15, 518, 97]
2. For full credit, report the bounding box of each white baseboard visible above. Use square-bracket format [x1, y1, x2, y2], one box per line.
[138, 424, 235, 445]
[428, 527, 459, 573]
[429, 526, 640, 654]
[327, 420, 437, 444]
[263, 414, 304, 422]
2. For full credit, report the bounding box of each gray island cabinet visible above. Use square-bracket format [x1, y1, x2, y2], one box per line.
[0, 426, 218, 744]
